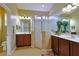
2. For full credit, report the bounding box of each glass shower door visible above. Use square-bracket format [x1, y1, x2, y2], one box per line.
[34, 19, 42, 48]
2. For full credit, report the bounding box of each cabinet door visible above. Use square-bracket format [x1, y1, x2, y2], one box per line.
[16, 35, 24, 47]
[72, 42, 79, 56]
[51, 36, 53, 49]
[23, 34, 31, 46]
[27, 34, 31, 46]
[52, 36, 59, 55]
[59, 38, 70, 56]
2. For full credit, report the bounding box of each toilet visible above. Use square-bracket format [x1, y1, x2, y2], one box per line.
[1, 41, 7, 51]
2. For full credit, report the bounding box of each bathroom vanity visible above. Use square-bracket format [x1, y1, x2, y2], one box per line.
[16, 32, 31, 47]
[51, 34, 79, 56]
[16, 18, 32, 47]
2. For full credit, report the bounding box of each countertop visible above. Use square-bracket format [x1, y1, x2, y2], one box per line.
[16, 32, 31, 34]
[51, 33, 79, 43]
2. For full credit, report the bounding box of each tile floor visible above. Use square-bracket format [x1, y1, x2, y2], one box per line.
[12, 47, 54, 56]
[12, 47, 42, 56]
[0, 52, 6, 56]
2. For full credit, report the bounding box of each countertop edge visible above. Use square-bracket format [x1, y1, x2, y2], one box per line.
[51, 34, 79, 43]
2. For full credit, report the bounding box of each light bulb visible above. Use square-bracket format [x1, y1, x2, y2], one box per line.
[72, 3, 78, 5]
[66, 4, 72, 10]
[76, 3, 79, 6]
[62, 8, 66, 12]
[72, 6, 77, 10]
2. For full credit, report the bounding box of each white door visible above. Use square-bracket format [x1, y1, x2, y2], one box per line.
[34, 19, 42, 48]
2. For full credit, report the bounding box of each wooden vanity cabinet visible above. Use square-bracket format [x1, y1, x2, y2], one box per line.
[16, 34, 24, 47]
[51, 36, 53, 49]
[16, 34, 31, 47]
[71, 41, 79, 56]
[51, 35, 70, 56]
[23, 34, 31, 46]
[59, 38, 70, 56]
[51, 35, 79, 56]
[51, 36, 59, 55]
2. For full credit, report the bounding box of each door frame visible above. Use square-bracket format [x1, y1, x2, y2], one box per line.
[0, 3, 12, 56]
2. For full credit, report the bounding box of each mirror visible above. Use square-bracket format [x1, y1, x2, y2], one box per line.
[56, 15, 70, 33]
[16, 19, 31, 33]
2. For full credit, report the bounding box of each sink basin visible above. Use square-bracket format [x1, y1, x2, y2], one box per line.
[72, 35, 79, 39]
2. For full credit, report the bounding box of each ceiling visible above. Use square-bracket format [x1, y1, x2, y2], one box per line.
[17, 3, 54, 12]
[17, 3, 79, 16]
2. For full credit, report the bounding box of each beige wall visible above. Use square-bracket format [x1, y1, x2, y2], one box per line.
[4, 3, 18, 55]
[18, 9, 49, 16]
[18, 9, 48, 16]
[5, 3, 18, 16]
[0, 6, 6, 45]
[6, 3, 18, 49]
[31, 32, 35, 48]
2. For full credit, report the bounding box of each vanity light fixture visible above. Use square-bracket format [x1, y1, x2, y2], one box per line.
[19, 16, 32, 19]
[62, 3, 78, 13]
[75, 3, 79, 6]
[66, 4, 72, 10]
[71, 5, 77, 10]
[72, 3, 79, 6]
[42, 16, 45, 19]
[19, 16, 24, 19]
[28, 17, 31, 19]
[25, 16, 27, 19]
[25, 16, 31, 19]
[62, 4, 72, 13]
[21, 16, 24, 19]
[62, 7, 71, 13]
[35, 15, 41, 19]
[72, 3, 78, 5]
[62, 8, 67, 12]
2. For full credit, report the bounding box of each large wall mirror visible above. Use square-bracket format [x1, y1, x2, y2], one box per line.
[16, 19, 31, 33]
[56, 14, 70, 33]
